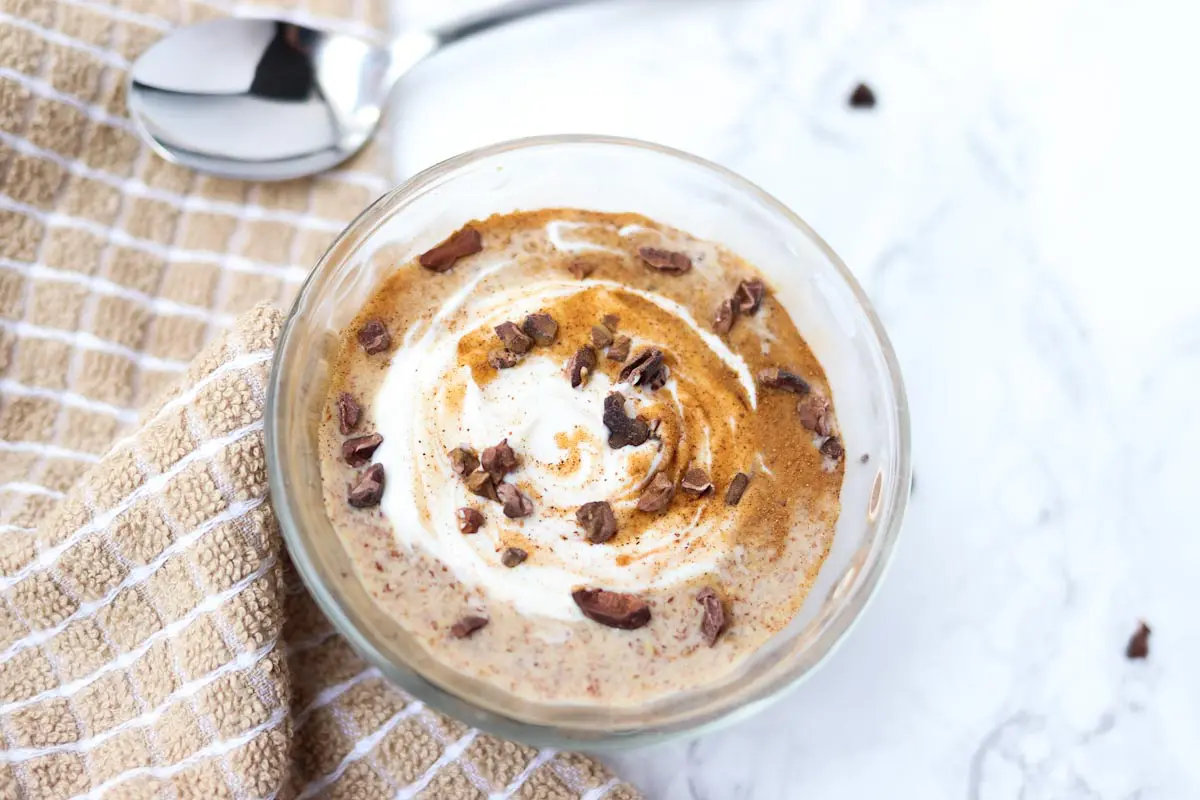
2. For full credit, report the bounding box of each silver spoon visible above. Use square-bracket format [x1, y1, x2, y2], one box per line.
[128, 0, 593, 182]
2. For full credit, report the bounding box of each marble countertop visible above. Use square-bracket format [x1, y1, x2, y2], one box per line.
[387, 0, 1200, 796]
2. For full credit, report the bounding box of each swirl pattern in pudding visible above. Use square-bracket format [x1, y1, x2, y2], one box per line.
[320, 209, 845, 706]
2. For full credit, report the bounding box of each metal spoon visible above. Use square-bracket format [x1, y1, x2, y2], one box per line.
[128, 0, 592, 181]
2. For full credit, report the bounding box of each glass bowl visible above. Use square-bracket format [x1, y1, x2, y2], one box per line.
[266, 135, 910, 747]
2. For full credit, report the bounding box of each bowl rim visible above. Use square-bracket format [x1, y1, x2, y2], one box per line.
[265, 133, 911, 747]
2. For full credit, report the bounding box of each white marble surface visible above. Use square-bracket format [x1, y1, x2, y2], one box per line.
[388, 0, 1200, 796]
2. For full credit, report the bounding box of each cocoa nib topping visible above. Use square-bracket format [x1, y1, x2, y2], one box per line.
[1125, 621, 1151, 660]
[456, 507, 484, 534]
[450, 615, 488, 639]
[348, 463, 385, 508]
[697, 587, 728, 646]
[568, 258, 596, 279]
[602, 392, 650, 449]
[638, 246, 692, 274]
[820, 436, 845, 461]
[419, 226, 483, 272]
[495, 321, 533, 354]
[500, 547, 527, 568]
[522, 312, 558, 346]
[357, 318, 390, 355]
[713, 299, 736, 335]
[576, 500, 618, 544]
[566, 346, 597, 388]
[606, 335, 631, 363]
[497, 483, 533, 518]
[488, 348, 522, 370]
[481, 438, 518, 482]
[342, 433, 382, 467]
[680, 467, 713, 497]
[572, 588, 651, 630]
[336, 392, 361, 435]
[637, 472, 675, 513]
[590, 324, 614, 349]
[601, 313, 620, 331]
[619, 347, 669, 390]
[466, 468, 498, 501]
[758, 367, 811, 395]
[724, 472, 749, 506]
[733, 278, 766, 315]
[797, 394, 833, 437]
[448, 446, 479, 479]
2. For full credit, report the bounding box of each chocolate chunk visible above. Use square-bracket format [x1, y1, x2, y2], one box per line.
[601, 314, 620, 331]
[758, 367, 811, 395]
[1125, 621, 1151, 660]
[576, 501, 618, 543]
[522, 312, 558, 346]
[713, 299, 736, 335]
[348, 463, 385, 508]
[680, 467, 713, 497]
[466, 468, 498, 501]
[566, 346, 597, 388]
[357, 319, 390, 355]
[590, 324, 614, 349]
[724, 472, 749, 506]
[496, 483, 533, 518]
[606, 335, 631, 362]
[733, 279, 766, 315]
[481, 439, 519, 482]
[820, 436, 845, 461]
[568, 259, 596, 279]
[619, 347, 669, 390]
[571, 588, 651, 630]
[848, 82, 876, 109]
[637, 472, 675, 513]
[488, 348, 522, 370]
[456, 507, 484, 534]
[638, 246, 692, 274]
[495, 321, 533, 354]
[448, 446, 479, 479]
[419, 226, 483, 272]
[501, 547, 527, 568]
[336, 392, 361, 435]
[797, 394, 833, 437]
[602, 392, 651, 449]
[450, 615, 488, 639]
[697, 587, 727, 646]
[342, 433, 382, 467]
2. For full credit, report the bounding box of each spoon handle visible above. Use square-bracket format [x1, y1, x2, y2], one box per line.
[433, 0, 600, 47]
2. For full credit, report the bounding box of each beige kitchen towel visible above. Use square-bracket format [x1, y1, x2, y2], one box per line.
[0, 0, 641, 798]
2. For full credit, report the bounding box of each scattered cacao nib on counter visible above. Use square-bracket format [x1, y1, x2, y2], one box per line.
[342, 433, 382, 467]
[448, 446, 479, 479]
[680, 467, 713, 497]
[602, 392, 650, 449]
[724, 472, 750, 506]
[697, 587, 728, 646]
[450, 615, 489, 639]
[336, 392, 361, 435]
[497, 483, 533, 518]
[797, 394, 833, 437]
[456, 507, 484, 534]
[1125, 621, 1151, 660]
[466, 468, 498, 502]
[848, 82, 876, 109]
[860, 453, 870, 464]
[495, 321, 533, 354]
[566, 346, 597, 388]
[638, 246, 692, 274]
[501, 547, 527, 568]
[637, 472, 675, 513]
[348, 463, 385, 508]
[419, 226, 483, 272]
[481, 438, 518, 482]
[619, 347, 669, 390]
[576, 501, 618, 543]
[590, 324, 613, 349]
[607, 335, 631, 362]
[820, 436, 845, 461]
[733, 279, 766, 315]
[357, 319, 390, 355]
[488, 348, 522, 370]
[572, 588, 651, 630]
[522, 312, 558, 346]
[758, 367, 810, 394]
[713, 299, 736, 335]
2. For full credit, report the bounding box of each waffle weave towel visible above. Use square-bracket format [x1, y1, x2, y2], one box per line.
[0, 0, 640, 797]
